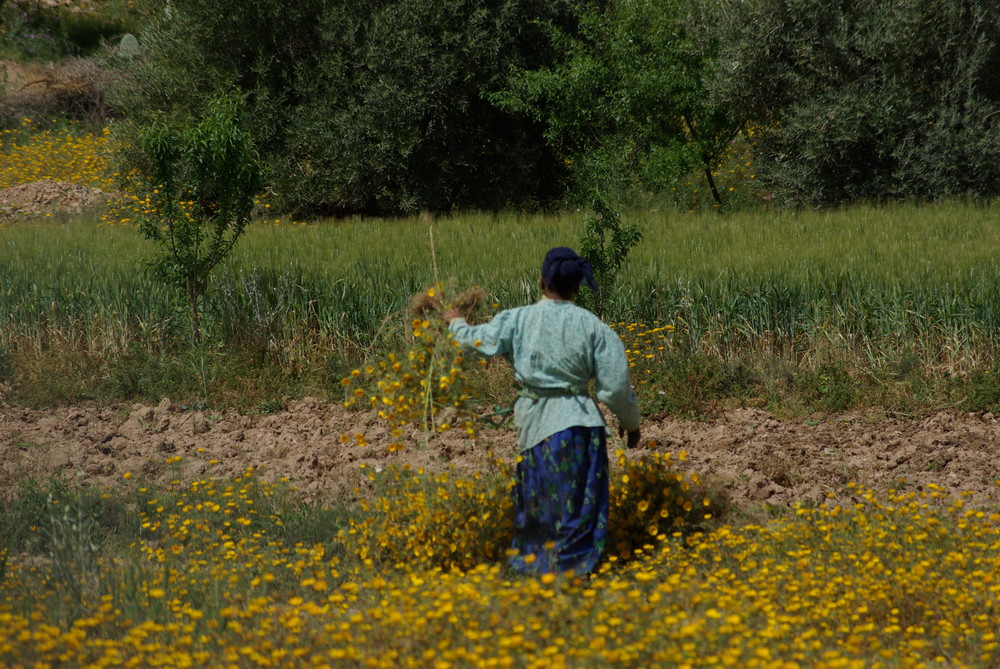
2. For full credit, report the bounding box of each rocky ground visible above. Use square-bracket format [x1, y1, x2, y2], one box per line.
[0, 179, 112, 217]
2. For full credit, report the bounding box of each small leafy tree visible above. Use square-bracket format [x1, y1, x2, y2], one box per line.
[134, 93, 263, 345]
[580, 196, 642, 318]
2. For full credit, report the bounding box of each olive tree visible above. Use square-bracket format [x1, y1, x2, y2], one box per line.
[702, 0, 1000, 206]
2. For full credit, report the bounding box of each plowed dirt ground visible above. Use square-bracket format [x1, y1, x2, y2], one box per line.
[2, 398, 997, 511]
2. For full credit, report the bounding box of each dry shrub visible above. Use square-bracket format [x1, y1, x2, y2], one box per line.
[608, 448, 720, 561]
[409, 285, 487, 323]
[453, 287, 487, 322]
[408, 290, 440, 317]
[353, 463, 516, 571]
[1, 57, 118, 125]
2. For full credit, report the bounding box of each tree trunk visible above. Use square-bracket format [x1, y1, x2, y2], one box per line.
[682, 115, 723, 206]
[187, 278, 202, 346]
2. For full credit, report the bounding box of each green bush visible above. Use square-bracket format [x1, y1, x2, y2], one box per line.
[797, 362, 855, 413]
[129, 92, 263, 345]
[703, 0, 1000, 206]
[959, 369, 1000, 413]
[579, 198, 643, 317]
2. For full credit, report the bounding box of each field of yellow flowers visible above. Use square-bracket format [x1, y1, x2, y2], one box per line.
[0, 120, 291, 226]
[0, 120, 112, 192]
[1, 302, 998, 666]
[2, 459, 999, 668]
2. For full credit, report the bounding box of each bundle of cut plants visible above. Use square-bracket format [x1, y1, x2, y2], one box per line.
[340, 284, 491, 452]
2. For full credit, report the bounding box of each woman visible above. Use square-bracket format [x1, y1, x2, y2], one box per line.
[444, 247, 640, 576]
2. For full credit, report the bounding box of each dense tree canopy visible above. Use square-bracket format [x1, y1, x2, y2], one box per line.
[703, 0, 1000, 206]
[113, 0, 573, 215]
[112, 0, 1000, 213]
[497, 0, 743, 209]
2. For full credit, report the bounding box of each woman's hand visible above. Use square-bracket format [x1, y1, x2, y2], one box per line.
[618, 425, 641, 449]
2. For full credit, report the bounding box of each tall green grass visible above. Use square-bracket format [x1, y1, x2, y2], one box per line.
[3, 201, 998, 367]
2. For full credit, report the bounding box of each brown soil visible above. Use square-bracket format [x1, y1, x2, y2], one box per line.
[1, 60, 48, 89]
[0, 179, 111, 217]
[1, 398, 997, 511]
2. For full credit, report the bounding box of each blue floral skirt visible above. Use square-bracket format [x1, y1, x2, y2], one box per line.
[508, 425, 609, 576]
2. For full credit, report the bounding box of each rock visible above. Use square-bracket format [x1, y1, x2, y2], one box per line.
[118, 33, 141, 58]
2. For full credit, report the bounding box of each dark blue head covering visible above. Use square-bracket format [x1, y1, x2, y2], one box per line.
[541, 247, 598, 295]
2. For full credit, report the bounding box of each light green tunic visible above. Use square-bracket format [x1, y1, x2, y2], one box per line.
[449, 297, 640, 451]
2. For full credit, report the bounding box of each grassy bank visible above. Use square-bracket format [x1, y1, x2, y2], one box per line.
[2, 201, 1000, 413]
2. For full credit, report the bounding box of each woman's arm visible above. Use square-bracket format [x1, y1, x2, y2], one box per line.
[593, 325, 641, 445]
[447, 308, 517, 358]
